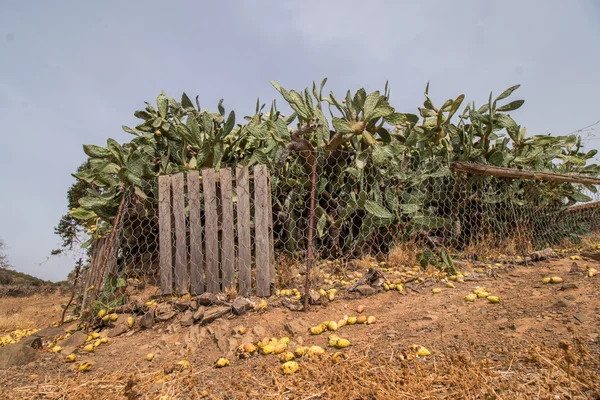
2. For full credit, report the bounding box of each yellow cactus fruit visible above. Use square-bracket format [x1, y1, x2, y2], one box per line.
[542, 277, 551, 284]
[93, 339, 102, 348]
[309, 325, 324, 335]
[279, 337, 290, 345]
[383, 283, 390, 291]
[86, 335, 93, 342]
[335, 338, 351, 348]
[127, 316, 135, 328]
[446, 282, 455, 289]
[261, 344, 275, 355]
[242, 343, 257, 353]
[177, 360, 190, 370]
[411, 344, 431, 357]
[52, 345, 62, 353]
[327, 321, 338, 331]
[367, 315, 377, 325]
[432, 288, 442, 294]
[550, 276, 563, 283]
[347, 316, 357, 325]
[396, 284, 404, 292]
[281, 361, 299, 375]
[328, 334, 339, 347]
[307, 346, 325, 357]
[215, 358, 230, 368]
[83, 344, 95, 353]
[356, 315, 367, 324]
[102, 315, 110, 322]
[476, 291, 491, 298]
[357, 305, 365, 313]
[109, 313, 119, 322]
[294, 346, 306, 358]
[91, 333, 100, 339]
[332, 352, 347, 364]
[588, 268, 598, 277]
[328, 292, 335, 301]
[464, 293, 477, 302]
[319, 288, 327, 297]
[278, 351, 295, 363]
[146, 353, 154, 361]
[65, 353, 76, 362]
[449, 275, 457, 281]
[97, 309, 107, 318]
[100, 337, 108, 344]
[337, 319, 347, 328]
[79, 362, 93, 372]
[274, 343, 288, 354]
[487, 296, 500, 304]
[237, 326, 247, 335]
[145, 300, 155, 307]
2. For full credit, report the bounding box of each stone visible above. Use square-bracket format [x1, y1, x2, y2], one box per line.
[190, 300, 198, 311]
[57, 331, 87, 351]
[232, 298, 253, 316]
[158, 311, 177, 322]
[356, 285, 376, 296]
[573, 313, 588, 323]
[569, 262, 583, 275]
[180, 310, 194, 327]
[20, 326, 64, 348]
[560, 283, 578, 291]
[197, 293, 216, 306]
[284, 320, 305, 336]
[0, 343, 38, 369]
[193, 306, 206, 322]
[174, 300, 192, 312]
[201, 306, 230, 325]
[252, 325, 266, 338]
[554, 299, 573, 308]
[530, 248, 555, 261]
[107, 314, 134, 337]
[308, 292, 320, 305]
[139, 312, 154, 329]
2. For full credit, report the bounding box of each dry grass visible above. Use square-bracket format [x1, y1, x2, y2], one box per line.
[0, 292, 69, 332]
[2, 340, 598, 400]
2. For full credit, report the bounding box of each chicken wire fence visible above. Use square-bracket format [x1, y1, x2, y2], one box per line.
[79, 150, 600, 320]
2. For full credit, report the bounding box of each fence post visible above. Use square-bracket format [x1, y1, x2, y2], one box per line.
[304, 153, 318, 311]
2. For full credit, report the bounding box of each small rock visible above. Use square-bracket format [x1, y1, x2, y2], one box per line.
[174, 300, 191, 312]
[193, 306, 206, 321]
[573, 313, 588, 323]
[201, 306, 230, 325]
[284, 321, 305, 336]
[190, 300, 198, 311]
[569, 262, 583, 275]
[560, 283, 578, 291]
[139, 312, 155, 329]
[20, 326, 64, 348]
[180, 310, 194, 327]
[232, 298, 253, 316]
[0, 344, 38, 369]
[197, 293, 216, 306]
[308, 292, 320, 305]
[356, 285, 376, 296]
[57, 331, 87, 349]
[553, 299, 574, 309]
[157, 311, 177, 322]
[107, 314, 134, 337]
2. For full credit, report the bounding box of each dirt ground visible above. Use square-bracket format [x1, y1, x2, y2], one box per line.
[0, 256, 599, 399]
[0, 292, 69, 333]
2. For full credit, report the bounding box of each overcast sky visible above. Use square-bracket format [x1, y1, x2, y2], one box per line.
[1, 1, 599, 281]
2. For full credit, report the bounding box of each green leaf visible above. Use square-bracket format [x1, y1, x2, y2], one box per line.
[157, 93, 168, 118]
[496, 100, 524, 112]
[495, 84, 520, 102]
[181, 93, 195, 110]
[317, 213, 327, 239]
[362, 91, 381, 120]
[384, 113, 407, 125]
[364, 200, 394, 219]
[356, 152, 368, 169]
[413, 215, 450, 229]
[332, 117, 354, 133]
[222, 111, 235, 136]
[134, 110, 152, 120]
[69, 207, 98, 220]
[83, 144, 111, 158]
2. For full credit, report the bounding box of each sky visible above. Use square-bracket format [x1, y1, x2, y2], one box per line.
[0, 0, 599, 282]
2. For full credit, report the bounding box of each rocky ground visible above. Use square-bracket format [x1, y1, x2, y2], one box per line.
[0, 251, 599, 399]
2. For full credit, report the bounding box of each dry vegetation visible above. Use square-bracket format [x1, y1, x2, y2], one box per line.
[0, 292, 69, 333]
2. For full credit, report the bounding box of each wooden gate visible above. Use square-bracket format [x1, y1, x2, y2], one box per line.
[158, 165, 274, 297]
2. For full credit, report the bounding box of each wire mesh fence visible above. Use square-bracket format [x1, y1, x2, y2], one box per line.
[78, 149, 600, 324]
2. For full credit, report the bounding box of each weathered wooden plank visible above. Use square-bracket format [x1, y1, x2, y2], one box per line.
[254, 165, 270, 297]
[220, 168, 235, 291]
[187, 170, 204, 295]
[236, 166, 252, 297]
[172, 173, 188, 293]
[266, 170, 275, 295]
[203, 168, 220, 293]
[158, 175, 173, 295]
